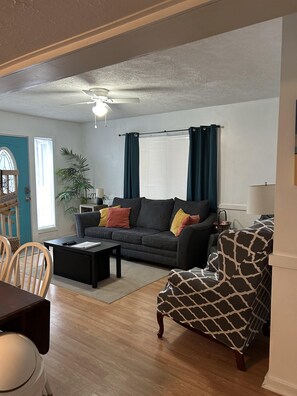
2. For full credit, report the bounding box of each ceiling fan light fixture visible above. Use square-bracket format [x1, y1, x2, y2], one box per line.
[92, 102, 108, 117]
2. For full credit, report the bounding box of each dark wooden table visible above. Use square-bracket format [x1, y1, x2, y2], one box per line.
[0, 281, 50, 354]
[44, 236, 121, 288]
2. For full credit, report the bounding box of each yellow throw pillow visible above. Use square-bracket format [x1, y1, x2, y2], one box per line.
[98, 206, 120, 227]
[170, 208, 189, 236]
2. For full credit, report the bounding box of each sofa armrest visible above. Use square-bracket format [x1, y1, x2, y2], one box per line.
[177, 212, 216, 270]
[74, 211, 101, 237]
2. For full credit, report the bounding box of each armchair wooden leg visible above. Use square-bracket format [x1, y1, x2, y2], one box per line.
[157, 311, 164, 338]
[235, 351, 246, 371]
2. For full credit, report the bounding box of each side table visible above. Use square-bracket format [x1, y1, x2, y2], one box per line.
[79, 203, 107, 213]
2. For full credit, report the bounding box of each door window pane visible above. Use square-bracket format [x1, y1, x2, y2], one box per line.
[0, 148, 16, 193]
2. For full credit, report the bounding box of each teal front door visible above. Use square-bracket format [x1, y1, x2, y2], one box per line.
[0, 135, 32, 243]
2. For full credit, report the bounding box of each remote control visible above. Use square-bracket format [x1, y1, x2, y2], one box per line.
[62, 241, 77, 246]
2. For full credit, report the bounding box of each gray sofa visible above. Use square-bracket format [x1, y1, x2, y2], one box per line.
[75, 197, 216, 270]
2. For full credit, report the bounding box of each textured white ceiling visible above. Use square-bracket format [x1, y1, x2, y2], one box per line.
[0, 18, 282, 123]
[0, 0, 172, 65]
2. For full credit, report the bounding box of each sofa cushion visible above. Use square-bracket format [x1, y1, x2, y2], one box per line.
[112, 227, 159, 245]
[171, 198, 209, 223]
[136, 198, 174, 231]
[85, 226, 113, 239]
[112, 197, 142, 226]
[106, 207, 131, 228]
[142, 231, 178, 251]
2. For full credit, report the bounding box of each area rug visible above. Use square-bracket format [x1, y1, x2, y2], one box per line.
[51, 258, 169, 303]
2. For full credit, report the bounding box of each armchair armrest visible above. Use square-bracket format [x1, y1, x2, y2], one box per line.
[168, 267, 220, 293]
[206, 251, 220, 272]
[177, 212, 216, 270]
[75, 211, 101, 237]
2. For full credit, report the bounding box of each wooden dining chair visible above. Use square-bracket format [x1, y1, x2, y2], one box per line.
[5, 242, 53, 298]
[0, 235, 12, 281]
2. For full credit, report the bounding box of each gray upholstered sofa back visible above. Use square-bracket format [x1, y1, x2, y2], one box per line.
[112, 196, 210, 232]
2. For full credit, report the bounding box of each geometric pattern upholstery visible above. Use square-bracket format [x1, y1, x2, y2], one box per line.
[157, 218, 274, 354]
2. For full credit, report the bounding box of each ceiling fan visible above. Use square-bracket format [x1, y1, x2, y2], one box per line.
[77, 87, 140, 118]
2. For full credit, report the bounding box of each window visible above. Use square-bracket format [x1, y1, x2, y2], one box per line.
[0, 147, 16, 193]
[34, 138, 56, 230]
[140, 134, 189, 199]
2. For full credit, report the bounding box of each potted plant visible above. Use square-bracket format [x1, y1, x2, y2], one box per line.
[55, 147, 93, 214]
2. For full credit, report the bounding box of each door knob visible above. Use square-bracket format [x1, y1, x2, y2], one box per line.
[24, 186, 31, 202]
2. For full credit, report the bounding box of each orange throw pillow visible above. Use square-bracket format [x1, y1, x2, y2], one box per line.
[98, 205, 121, 227]
[176, 214, 200, 236]
[106, 207, 131, 228]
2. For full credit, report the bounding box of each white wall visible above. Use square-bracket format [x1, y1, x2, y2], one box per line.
[263, 13, 297, 396]
[82, 97, 279, 227]
[0, 110, 83, 242]
[0, 97, 279, 243]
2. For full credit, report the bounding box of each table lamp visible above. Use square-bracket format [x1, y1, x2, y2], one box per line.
[246, 183, 275, 219]
[95, 188, 104, 205]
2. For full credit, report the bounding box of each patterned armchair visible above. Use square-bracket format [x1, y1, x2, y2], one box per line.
[157, 219, 274, 370]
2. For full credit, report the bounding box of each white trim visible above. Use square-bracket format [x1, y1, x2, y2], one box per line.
[218, 203, 247, 211]
[263, 372, 297, 396]
[37, 227, 58, 234]
[0, 1, 207, 77]
[269, 252, 297, 270]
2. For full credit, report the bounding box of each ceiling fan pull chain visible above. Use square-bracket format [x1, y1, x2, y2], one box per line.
[94, 113, 97, 129]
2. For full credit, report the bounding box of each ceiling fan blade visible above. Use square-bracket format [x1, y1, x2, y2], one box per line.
[61, 101, 94, 106]
[115, 86, 172, 93]
[24, 90, 81, 96]
[82, 90, 96, 99]
[107, 98, 140, 104]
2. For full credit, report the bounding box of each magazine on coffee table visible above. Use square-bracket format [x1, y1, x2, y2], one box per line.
[72, 241, 101, 249]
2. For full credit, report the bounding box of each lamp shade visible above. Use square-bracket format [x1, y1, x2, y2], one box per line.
[246, 184, 275, 215]
[95, 188, 104, 198]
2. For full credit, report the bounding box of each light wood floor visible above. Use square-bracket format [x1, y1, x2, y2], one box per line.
[44, 278, 277, 396]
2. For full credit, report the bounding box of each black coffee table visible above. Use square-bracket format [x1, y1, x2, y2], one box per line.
[44, 236, 121, 288]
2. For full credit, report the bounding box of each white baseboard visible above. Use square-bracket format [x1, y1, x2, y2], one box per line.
[263, 372, 297, 396]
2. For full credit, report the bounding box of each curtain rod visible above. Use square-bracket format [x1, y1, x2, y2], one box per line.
[118, 125, 223, 137]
